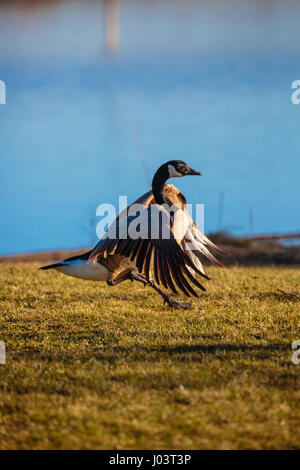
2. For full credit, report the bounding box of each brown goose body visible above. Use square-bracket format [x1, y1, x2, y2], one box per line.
[41, 161, 227, 309]
[92, 184, 225, 286]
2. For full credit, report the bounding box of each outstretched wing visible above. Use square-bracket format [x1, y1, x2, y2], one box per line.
[89, 204, 207, 297]
[162, 184, 228, 277]
[181, 212, 229, 277]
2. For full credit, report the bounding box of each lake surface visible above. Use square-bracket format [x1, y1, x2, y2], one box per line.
[0, 0, 300, 255]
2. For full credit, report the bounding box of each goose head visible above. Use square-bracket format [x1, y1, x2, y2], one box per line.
[166, 160, 202, 178]
[152, 160, 202, 204]
[153, 160, 202, 185]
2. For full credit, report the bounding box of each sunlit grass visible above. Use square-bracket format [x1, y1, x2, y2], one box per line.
[0, 263, 299, 449]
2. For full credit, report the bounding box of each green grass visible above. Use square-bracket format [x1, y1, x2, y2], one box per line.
[0, 263, 299, 449]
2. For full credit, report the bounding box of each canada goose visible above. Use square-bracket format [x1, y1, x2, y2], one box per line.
[41, 161, 227, 309]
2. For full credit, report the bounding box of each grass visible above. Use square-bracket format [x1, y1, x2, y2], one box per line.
[0, 262, 299, 449]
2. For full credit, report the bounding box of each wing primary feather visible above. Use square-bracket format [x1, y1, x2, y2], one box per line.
[157, 245, 169, 289]
[162, 235, 205, 280]
[106, 239, 117, 254]
[178, 246, 207, 277]
[168, 250, 199, 297]
[175, 265, 198, 297]
[182, 247, 210, 279]
[153, 248, 160, 285]
[130, 239, 143, 262]
[144, 244, 153, 280]
[176, 266, 199, 297]
[166, 253, 191, 297]
[119, 238, 131, 256]
[115, 239, 128, 254]
[89, 240, 106, 262]
[199, 246, 224, 267]
[136, 241, 149, 273]
[122, 239, 137, 258]
[163, 254, 178, 294]
[181, 263, 206, 291]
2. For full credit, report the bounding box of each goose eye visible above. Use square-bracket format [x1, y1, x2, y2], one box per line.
[177, 166, 185, 174]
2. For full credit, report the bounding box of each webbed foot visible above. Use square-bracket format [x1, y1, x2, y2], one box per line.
[163, 294, 192, 310]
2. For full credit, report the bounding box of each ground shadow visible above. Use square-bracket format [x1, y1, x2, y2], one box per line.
[10, 341, 290, 365]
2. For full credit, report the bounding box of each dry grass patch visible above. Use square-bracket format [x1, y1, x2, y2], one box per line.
[0, 263, 299, 449]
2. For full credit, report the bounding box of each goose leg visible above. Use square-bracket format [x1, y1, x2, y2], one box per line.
[130, 272, 192, 310]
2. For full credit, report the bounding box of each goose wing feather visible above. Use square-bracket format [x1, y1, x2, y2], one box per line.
[180, 211, 228, 275]
[89, 203, 206, 296]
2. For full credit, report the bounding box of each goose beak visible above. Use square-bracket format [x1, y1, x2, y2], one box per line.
[187, 168, 202, 176]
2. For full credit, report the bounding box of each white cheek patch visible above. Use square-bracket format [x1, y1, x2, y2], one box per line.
[168, 164, 182, 177]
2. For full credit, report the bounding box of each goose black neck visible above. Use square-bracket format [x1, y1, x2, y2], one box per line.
[152, 165, 169, 205]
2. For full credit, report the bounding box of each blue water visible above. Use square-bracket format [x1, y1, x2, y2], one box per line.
[0, 0, 300, 255]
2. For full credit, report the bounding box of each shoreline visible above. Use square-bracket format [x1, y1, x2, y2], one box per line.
[0, 236, 299, 266]
[0, 247, 90, 264]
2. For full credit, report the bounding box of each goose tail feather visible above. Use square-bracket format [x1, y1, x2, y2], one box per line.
[40, 250, 93, 270]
